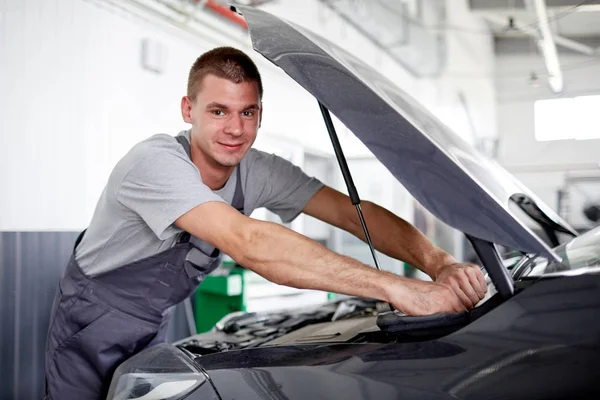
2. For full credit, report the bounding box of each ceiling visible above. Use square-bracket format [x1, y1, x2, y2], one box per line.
[469, 0, 600, 39]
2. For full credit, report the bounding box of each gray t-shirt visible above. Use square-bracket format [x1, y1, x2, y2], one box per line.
[76, 130, 324, 276]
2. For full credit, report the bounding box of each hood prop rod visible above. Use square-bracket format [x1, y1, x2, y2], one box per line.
[318, 102, 382, 272]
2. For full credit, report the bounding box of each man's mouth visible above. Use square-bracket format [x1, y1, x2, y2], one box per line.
[218, 143, 244, 150]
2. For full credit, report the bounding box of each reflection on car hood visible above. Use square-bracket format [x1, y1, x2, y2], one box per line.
[236, 6, 569, 260]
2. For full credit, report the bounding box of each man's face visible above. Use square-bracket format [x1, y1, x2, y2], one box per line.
[182, 74, 262, 168]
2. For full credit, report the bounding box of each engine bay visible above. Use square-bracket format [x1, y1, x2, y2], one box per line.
[176, 289, 505, 356]
[177, 298, 384, 355]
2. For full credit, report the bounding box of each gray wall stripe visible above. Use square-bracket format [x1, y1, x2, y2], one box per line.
[0, 231, 194, 400]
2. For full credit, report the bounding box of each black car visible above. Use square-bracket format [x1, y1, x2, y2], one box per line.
[105, 6, 600, 400]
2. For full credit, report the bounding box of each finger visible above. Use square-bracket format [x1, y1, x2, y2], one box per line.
[439, 285, 464, 313]
[446, 279, 474, 309]
[473, 267, 487, 294]
[450, 290, 467, 313]
[459, 274, 481, 305]
[467, 269, 487, 299]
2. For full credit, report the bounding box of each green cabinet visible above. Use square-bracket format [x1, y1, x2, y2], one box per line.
[194, 267, 246, 333]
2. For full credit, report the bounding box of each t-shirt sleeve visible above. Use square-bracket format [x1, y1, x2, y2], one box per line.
[246, 150, 324, 223]
[117, 148, 225, 239]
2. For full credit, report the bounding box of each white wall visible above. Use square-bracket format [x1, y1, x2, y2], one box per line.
[495, 45, 600, 227]
[1, 0, 217, 230]
[0, 0, 341, 230]
[1, 0, 498, 236]
[423, 0, 498, 143]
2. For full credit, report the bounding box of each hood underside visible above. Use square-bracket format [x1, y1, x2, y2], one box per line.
[235, 6, 572, 260]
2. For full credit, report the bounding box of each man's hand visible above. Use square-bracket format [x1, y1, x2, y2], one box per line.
[387, 263, 488, 316]
[389, 279, 467, 315]
[434, 263, 487, 309]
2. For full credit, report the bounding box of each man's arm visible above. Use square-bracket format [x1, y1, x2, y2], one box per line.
[175, 201, 467, 315]
[302, 186, 487, 308]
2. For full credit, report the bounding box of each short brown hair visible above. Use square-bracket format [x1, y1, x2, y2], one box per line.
[187, 46, 263, 101]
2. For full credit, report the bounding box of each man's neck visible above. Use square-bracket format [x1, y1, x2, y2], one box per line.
[190, 145, 234, 190]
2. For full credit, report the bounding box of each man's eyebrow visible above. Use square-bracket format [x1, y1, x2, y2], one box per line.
[242, 104, 260, 111]
[206, 102, 228, 109]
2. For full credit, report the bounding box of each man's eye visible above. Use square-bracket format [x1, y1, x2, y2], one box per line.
[242, 111, 254, 117]
[212, 110, 225, 116]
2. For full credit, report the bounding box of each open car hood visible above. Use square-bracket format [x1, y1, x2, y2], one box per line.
[236, 6, 572, 259]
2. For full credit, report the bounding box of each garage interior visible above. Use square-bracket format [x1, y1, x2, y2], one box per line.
[1, 0, 599, 398]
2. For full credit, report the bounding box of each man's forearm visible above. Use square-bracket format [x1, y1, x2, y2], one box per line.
[176, 201, 472, 315]
[347, 201, 455, 279]
[236, 219, 411, 302]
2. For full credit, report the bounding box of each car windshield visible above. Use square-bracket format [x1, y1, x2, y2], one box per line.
[526, 226, 600, 276]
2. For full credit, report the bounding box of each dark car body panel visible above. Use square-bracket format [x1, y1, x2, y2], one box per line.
[234, 5, 574, 260]
[190, 274, 600, 399]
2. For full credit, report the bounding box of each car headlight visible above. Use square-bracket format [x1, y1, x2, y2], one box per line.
[106, 343, 207, 400]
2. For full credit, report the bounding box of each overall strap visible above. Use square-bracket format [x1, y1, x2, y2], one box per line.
[175, 135, 193, 245]
[74, 229, 87, 250]
[175, 135, 191, 158]
[232, 167, 244, 214]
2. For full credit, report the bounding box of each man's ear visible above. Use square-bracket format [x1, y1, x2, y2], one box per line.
[181, 96, 193, 124]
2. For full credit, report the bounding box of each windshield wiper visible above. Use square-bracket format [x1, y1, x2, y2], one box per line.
[510, 194, 578, 247]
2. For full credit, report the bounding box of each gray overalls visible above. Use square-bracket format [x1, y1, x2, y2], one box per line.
[44, 136, 244, 399]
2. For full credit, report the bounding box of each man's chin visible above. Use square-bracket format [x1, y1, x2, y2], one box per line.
[215, 156, 243, 168]
[214, 148, 248, 167]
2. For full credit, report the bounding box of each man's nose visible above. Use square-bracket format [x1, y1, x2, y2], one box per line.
[225, 115, 243, 136]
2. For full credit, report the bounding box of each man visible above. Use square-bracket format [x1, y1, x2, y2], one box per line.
[45, 47, 487, 399]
